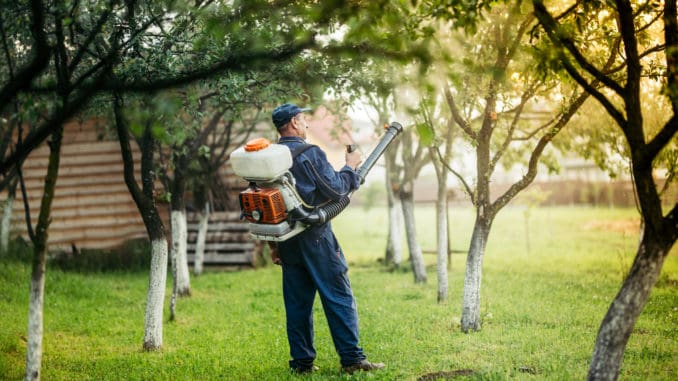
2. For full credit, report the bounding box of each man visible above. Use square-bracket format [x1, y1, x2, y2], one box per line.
[268, 103, 385, 374]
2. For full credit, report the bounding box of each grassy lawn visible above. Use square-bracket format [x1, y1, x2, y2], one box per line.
[1, 206, 676, 380]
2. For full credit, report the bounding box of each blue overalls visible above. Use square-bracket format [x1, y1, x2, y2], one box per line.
[277, 136, 367, 369]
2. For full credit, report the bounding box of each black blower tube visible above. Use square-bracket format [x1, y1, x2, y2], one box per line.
[356, 122, 403, 184]
[298, 122, 404, 226]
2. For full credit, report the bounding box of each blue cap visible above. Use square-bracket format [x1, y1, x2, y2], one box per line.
[272, 103, 312, 129]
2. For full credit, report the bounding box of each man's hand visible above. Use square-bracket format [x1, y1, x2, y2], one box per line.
[346, 150, 362, 170]
[268, 242, 281, 266]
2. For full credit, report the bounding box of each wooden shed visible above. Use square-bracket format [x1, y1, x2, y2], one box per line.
[2, 120, 258, 266]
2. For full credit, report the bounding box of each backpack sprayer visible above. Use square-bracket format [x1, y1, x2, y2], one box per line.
[230, 122, 403, 241]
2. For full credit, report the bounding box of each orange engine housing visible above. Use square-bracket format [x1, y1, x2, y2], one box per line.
[239, 187, 288, 224]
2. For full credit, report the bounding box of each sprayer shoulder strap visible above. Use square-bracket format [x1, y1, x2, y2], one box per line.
[290, 144, 317, 159]
[288, 144, 331, 208]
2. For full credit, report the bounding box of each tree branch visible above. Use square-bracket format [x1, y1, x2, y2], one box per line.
[664, 0, 678, 113]
[0, 73, 109, 176]
[435, 146, 475, 205]
[68, 1, 118, 73]
[533, 1, 624, 96]
[444, 87, 476, 140]
[0, 0, 50, 111]
[513, 117, 555, 141]
[641, 115, 678, 169]
[491, 90, 589, 213]
[533, 0, 627, 128]
[663, 200, 678, 244]
[102, 37, 317, 93]
[489, 83, 538, 173]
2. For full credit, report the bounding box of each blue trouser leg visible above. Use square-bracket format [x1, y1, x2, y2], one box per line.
[316, 269, 366, 365]
[282, 262, 317, 369]
[280, 225, 366, 367]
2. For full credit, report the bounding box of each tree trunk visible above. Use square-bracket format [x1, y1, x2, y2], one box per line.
[193, 202, 209, 276]
[460, 211, 491, 332]
[384, 148, 403, 267]
[170, 210, 191, 295]
[144, 238, 168, 349]
[400, 183, 426, 283]
[169, 212, 178, 322]
[25, 126, 62, 381]
[388, 196, 404, 268]
[435, 178, 448, 302]
[1, 190, 14, 253]
[587, 181, 675, 381]
[431, 143, 452, 302]
[170, 152, 190, 296]
[588, 230, 671, 380]
[114, 94, 168, 351]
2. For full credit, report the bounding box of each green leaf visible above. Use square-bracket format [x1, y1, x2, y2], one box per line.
[416, 122, 435, 146]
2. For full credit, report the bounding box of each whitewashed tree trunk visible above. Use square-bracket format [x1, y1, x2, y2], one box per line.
[25, 126, 63, 380]
[115, 94, 169, 350]
[171, 210, 191, 296]
[460, 214, 491, 332]
[400, 184, 426, 283]
[143, 239, 168, 350]
[435, 186, 448, 302]
[388, 196, 404, 267]
[1, 195, 13, 252]
[431, 144, 452, 303]
[25, 259, 45, 381]
[193, 203, 210, 276]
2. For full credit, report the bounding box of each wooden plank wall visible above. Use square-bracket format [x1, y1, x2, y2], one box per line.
[2, 120, 257, 266]
[186, 211, 259, 265]
[6, 121, 155, 250]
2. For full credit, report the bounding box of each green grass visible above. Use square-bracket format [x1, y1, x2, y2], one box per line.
[1, 206, 676, 380]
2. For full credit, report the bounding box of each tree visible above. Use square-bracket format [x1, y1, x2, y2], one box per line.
[113, 93, 170, 351]
[418, 94, 456, 301]
[360, 89, 405, 268]
[24, 126, 62, 381]
[394, 120, 430, 283]
[423, 0, 602, 331]
[533, 1, 677, 379]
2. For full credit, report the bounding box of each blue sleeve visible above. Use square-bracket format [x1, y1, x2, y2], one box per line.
[302, 147, 360, 202]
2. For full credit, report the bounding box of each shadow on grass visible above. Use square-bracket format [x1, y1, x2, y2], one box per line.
[49, 238, 152, 273]
[417, 369, 475, 380]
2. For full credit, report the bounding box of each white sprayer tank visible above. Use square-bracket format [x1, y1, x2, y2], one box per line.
[230, 138, 292, 181]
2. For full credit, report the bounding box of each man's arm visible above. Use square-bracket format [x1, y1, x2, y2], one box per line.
[303, 147, 362, 201]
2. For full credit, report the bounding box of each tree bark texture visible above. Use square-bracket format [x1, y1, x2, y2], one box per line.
[170, 210, 191, 296]
[169, 152, 190, 296]
[1, 193, 13, 252]
[193, 203, 210, 276]
[387, 190, 404, 268]
[460, 213, 491, 332]
[431, 130, 453, 302]
[587, 161, 676, 378]
[435, 178, 449, 302]
[25, 126, 62, 381]
[144, 238, 168, 349]
[400, 183, 427, 283]
[384, 147, 403, 267]
[587, 230, 670, 380]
